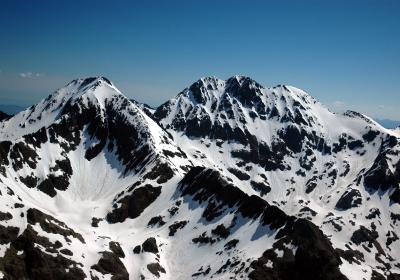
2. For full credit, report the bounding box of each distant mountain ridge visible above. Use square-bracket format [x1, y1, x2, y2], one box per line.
[3, 94, 399, 129]
[0, 111, 10, 123]
[375, 118, 400, 129]
[0, 104, 25, 115]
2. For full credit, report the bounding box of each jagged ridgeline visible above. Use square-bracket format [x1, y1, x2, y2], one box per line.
[0, 76, 399, 280]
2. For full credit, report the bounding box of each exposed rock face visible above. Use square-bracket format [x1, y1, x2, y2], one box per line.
[109, 241, 125, 258]
[363, 137, 400, 204]
[91, 251, 128, 280]
[249, 219, 347, 280]
[142, 237, 158, 254]
[147, 262, 166, 278]
[179, 166, 347, 279]
[0, 220, 86, 280]
[27, 208, 85, 243]
[0, 224, 19, 245]
[107, 185, 162, 223]
[335, 188, 362, 210]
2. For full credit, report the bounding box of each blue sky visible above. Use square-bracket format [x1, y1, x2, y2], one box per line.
[0, 0, 399, 119]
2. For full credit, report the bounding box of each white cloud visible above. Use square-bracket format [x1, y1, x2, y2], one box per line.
[329, 101, 347, 113]
[332, 100, 345, 108]
[378, 104, 385, 109]
[19, 72, 44, 78]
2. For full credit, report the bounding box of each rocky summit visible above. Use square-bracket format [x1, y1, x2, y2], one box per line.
[0, 76, 399, 280]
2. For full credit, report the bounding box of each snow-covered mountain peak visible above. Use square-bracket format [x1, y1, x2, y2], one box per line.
[154, 76, 327, 144]
[0, 77, 189, 181]
[154, 75, 400, 208]
[70, 76, 115, 88]
[150, 76, 400, 279]
[1, 76, 400, 279]
[225, 75, 263, 91]
[0, 76, 189, 200]
[0, 77, 128, 140]
[172, 75, 316, 111]
[197, 75, 224, 85]
[183, 76, 225, 104]
[54, 76, 123, 108]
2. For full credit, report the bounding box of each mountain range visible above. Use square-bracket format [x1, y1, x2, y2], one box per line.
[0, 105, 25, 116]
[0, 76, 399, 280]
[375, 119, 400, 130]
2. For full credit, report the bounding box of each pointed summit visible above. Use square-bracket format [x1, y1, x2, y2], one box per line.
[56, 76, 123, 108]
[67, 76, 118, 94]
[154, 75, 324, 143]
[0, 77, 125, 140]
[225, 75, 263, 90]
[0, 76, 188, 197]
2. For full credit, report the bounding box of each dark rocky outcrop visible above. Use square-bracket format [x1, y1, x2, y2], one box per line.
[107, 185, 161, 223]
[249, 219, 347, 280]
[335, 188, 362, 210]
[231, 137, 289, 172]
[91, 251, 128, 280]
[147, 262, 166, 278]
[336, 248, 365, 265]
[19, 175, 39, 189]
[211, 224, 230, 239]
[148, 215, 166, 227]
[143, 162, 174, 184]
[363, 130, 380, 142]
[0, 225, 85, 280]
[133, 245, 141, 254]
[179, 167, 267, 221]
[228, 168, 250, 181]
[0, 224, 19, 244]
[224, 239, 239, 250]
[168, 220, 188, 236]
[9, 142, 38, 171]
[0, 211, 13, 221]
[250, 180, 271, 196]
[109, 241, 125, 258]
[351, 226, 379, 246]
[142, 237, 158, 254]
[278, 125, 305, 154]
[27, 208, 85, 243]
[0, 141, 12, 176]
[91, 217, 102, 227]
[23, 127, 48, 148]
[363, 146, 400, 204]
[37, 173, 70, 197]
